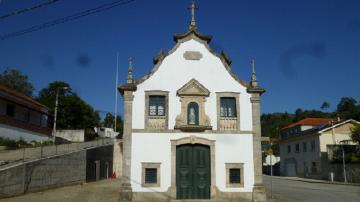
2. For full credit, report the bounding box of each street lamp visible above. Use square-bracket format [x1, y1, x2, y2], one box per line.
[338, 140, 348, 183]
[52, 86, 68, 143]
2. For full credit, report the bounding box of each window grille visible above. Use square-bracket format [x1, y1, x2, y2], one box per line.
[145, 168, 157, 184]
[220, 97, 237, 117]
[229, 168, 241, 184]
[149, 96, 165, 116]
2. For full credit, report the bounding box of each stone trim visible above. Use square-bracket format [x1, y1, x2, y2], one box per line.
[183, 51, 203, 60]
[216, 92, 240, 131]
[176, 78, 210, 97]
[131, 129, 253, 134]
[144, 91, 169, 130]
[170, 136, 216, 199]
[141, 162, 161, 187]
[225, 163, 244, 188]
[175, 80, 212, 130]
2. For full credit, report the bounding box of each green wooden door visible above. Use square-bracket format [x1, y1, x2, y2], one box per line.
[176, 144, 210, 199]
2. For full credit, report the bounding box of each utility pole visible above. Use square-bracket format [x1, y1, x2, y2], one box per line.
[52, 86, 68, 143]
[341, 143, 347, 183]
[114, 52, 119, 132]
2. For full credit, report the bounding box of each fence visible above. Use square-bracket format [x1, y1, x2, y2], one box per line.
[0, 138, 114, 170]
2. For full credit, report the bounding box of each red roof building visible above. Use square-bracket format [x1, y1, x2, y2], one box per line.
[0, 85, 51, 141]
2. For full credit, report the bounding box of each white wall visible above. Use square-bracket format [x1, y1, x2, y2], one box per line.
[0, 123, 50, 142]
[132, 39, 253, 131]
[131, 133, 254, 193]
[279, 136, 321, 176]
[55, 130, 84, 142]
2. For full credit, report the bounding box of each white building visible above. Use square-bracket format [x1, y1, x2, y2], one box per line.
[118, 2, 267, 201]
[279, 118, 359, 180]
[0, 85, 51, 142]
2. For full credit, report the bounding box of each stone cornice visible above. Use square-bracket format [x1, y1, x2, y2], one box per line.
[118, 83, 137, 96]
[131, 129, 254, 134]
[247, 86, 266, 95]
[173, 28, 212, 43]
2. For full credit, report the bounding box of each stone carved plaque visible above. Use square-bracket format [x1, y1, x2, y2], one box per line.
[183, 51, 203, 60]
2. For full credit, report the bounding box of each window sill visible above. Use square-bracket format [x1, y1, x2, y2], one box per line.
[175, 125, 212, 132]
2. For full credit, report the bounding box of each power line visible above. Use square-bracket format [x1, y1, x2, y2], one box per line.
[0, 0, 135, 40]
[0, 0, 63, 20]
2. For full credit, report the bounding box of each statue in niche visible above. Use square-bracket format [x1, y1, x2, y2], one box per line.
[189, 108, 196, 125]
[188, 102, 199, 125]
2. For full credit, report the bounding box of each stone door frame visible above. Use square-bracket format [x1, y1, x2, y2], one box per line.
[170, 136, 216, 199]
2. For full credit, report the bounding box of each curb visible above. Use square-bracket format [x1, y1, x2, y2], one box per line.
[264, 175, 360, 186]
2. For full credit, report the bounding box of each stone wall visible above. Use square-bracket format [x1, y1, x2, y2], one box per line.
[0, 144, 115, 199]
[0, 151, 86, 198]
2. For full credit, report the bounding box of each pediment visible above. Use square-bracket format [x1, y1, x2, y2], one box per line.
[177, 79, 210, 96]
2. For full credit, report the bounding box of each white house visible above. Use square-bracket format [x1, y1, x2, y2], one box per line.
[0, 85, 51, 142]
[118, 2, 266, 201]
[279, 118, 359, 180]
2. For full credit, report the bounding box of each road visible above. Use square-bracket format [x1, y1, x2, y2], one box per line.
[264, 175, 360, 202]
[0, 176, 359, 202]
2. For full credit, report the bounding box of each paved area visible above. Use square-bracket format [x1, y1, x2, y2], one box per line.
[0, 179, 122, 202]
[1, 176, 360, 202]
[264, 175, 360, 202]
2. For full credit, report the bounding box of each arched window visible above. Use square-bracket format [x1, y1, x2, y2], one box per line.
[187, 102, 199, 125]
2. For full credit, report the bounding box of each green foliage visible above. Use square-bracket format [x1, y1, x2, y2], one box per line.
[37, 81, 100, 130]
[320, 101, 330, 111]
[0, 137, 52, 149]
[351, 123, 360, 144]
[262, 97, 360, 139]
[337, 97, 358, 120]
[0, 68, 34, 96]
[261, 112, 293, 138]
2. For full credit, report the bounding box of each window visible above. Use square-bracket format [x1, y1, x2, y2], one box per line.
[311, 140, 315, 152]
[187, 102, 199, 125]
[145, 168, 157, 184]
[295, 144, 300, 153]
[145, 91, 169, 129]
[303, 142, 307, 152]
[149, 96, 165, 116]
[141, 163, 160, 187]
[220, 97, 237, 117]
[229, 168, 241, 184]
[287, 145, 291, 153]
[6, 104, 15, 117]
[226, 163, 244, 187]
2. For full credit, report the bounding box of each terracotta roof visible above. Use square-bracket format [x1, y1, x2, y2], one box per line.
[0, 85, 48, 110]
[281, 118, 336, 130]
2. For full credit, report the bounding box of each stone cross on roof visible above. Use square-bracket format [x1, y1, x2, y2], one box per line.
[127, 57, 133, 84]
[188, 0, 198, 30]
[250, 59, 258, 87]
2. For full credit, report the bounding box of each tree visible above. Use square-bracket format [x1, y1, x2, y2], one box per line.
[337, 97, 359, 120]
[320, 101, 330, 111]
[351, 123, 360, 144]
[37, 81, 100, 129]
[0, 68, 34, 96]
[102, 112, 123, 137]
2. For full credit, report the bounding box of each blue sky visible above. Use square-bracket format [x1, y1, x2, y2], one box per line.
[0, 0, 359, 117]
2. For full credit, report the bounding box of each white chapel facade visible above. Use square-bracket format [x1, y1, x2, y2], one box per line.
[119, 2, 267, 201]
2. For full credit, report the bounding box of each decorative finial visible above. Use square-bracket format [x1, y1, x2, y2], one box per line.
[127, 57, 133, 84]
[250, 59, 258, 87]
[188, 0, 198, 30]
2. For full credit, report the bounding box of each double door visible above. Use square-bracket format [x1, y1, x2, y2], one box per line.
[176, 144, 210, 199]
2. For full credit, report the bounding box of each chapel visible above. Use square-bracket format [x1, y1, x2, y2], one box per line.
[118, 1, 267, 201]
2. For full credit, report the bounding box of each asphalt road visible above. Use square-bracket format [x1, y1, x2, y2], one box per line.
[264, 175, 360, 202]
[1, 176, 359, 202]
